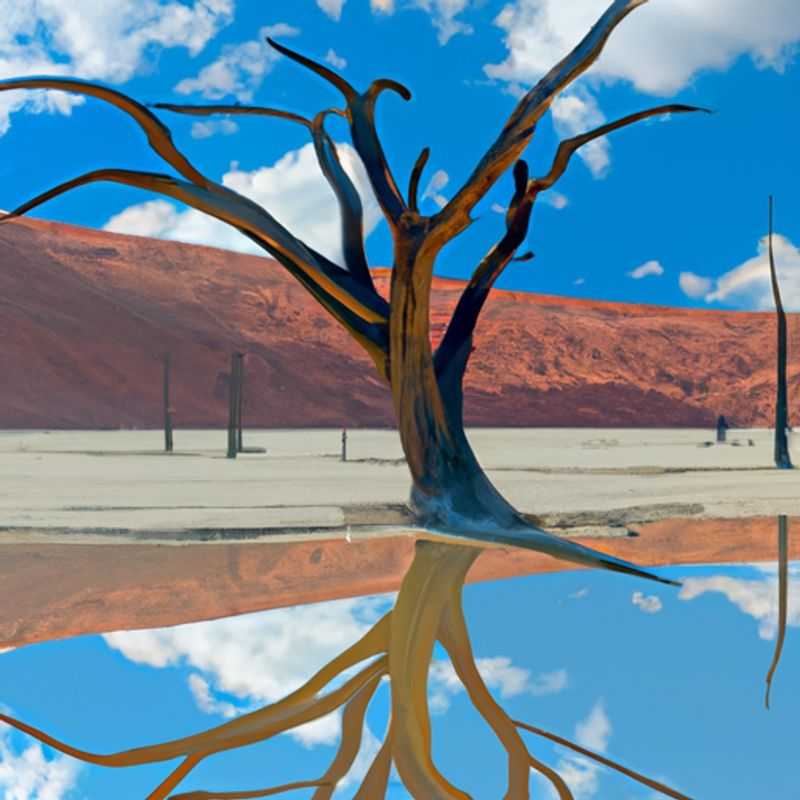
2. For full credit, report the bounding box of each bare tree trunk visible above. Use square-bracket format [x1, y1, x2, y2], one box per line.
[389, 249, 533, 532]
[236, 352, 244, 453]
[163, 353, 173, 453]
[227, 352, 241, 460]
[769, 196, 792, 469]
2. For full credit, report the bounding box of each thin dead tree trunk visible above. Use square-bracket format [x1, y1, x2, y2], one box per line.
[236, 351, 244, 453]
[769, 196, 792, 469]
[162, 353, 173, 453]
[227, 352, 241, 460]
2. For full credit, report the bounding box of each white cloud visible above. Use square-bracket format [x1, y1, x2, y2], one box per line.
[0, 716, 81, 800]
[421, 168, 450, 209]
[485, 0, 800, 97]
[680, 572, 800, 641]
[631, 591, 663, 614]
[704, 233, 800, 311]
[187, 673, 239, 718]
[568, 587, 589, 600]
[325, 48, 348, 70]
[428, 657, 567, 713]
[190, 118, 238, 139]
[544, 190, 569, 210]
[174, 23, 298, 102]
[103, 594, 392, 748]
[317, 0, 346, 22]
[573, 277, 585, 286]
[0, 0, 233, 135]
[414, 1, 473, 45]
[679, 271, 712, 299]
[485, 0, 800, 177]
[370, 0, 395, 13]
[103, 140, 382, 265]
[628, 259, 664, 279]
[544, 701, 611, 800]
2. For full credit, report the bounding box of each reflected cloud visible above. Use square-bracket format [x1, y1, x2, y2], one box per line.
[632, 592, 663, 614]
[429, 658, 567, 713]
[0, 710, 81, 800]
[679, 565, 800, 640]
[103, 594, 392, 747]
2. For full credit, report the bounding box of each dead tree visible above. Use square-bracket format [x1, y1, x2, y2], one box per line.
[768, 196, 792, 469]
[0, 2, 705, 579]
[226, 352, 242, 459]
[162, 353, 173, 453]
[236, 352, 245, 453]
[0, 2, 703, 796]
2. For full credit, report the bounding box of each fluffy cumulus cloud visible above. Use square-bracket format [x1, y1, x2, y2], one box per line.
[104, 594, 392, 747]
[0, 0, 234, 134]
[0, 715, 81, 800]
[679, 271, 713, 299]
[631, 591, 663, 614]
[543, 701, 611, 799]
[317, 0, 346, 22]
[628, 259, 664, 279]
[103, 140, 382, 264]
[174, 22, 298, 102]
[414, 0, 473, 45]
[366, 0, 471, 43]
[680, 566, 800, 641]
[485, 0, 800, 175]
[699, 234, 800, 311]
[429, 658, 567, 713]
[485, 0, 800, 96]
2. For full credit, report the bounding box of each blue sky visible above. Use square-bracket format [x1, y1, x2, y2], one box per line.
[2, 559, 799, 798]
[0, 0, 799, 312]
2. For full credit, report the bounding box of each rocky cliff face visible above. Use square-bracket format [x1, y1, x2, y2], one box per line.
[0, 216, 795, 428]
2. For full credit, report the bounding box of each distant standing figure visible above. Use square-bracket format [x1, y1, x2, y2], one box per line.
[716, 415, 730, 443]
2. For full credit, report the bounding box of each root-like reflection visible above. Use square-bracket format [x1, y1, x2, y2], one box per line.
[0, 541, 689, 799]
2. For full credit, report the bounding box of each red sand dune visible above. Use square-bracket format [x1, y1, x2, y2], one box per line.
[0, 216, 796, 429]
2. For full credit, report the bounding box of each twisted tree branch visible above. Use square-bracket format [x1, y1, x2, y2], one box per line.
[154, 102, 378, 293]
[433, 0, 649, 235]
[267, 38, 411, 228]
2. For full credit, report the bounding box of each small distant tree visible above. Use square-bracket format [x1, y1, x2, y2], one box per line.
[768, 196, 792, 468]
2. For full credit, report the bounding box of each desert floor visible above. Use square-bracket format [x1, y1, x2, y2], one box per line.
[0, 427, 796, 539]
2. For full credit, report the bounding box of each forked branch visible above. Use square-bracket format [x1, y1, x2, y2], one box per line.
[434, 0, 649, 234]
[267, 38, 411, 228]
[436, 104, 707, 387]
[154, 102, 377, 293]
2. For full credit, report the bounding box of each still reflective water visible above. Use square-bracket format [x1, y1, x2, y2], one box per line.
[1, 559, 795, 798]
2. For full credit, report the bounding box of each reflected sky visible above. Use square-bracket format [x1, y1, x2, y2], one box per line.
[1, 561, 797, 799]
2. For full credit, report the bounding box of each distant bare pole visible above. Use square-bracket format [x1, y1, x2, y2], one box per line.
[237, 352, 245, 453]
[769, 196, 792, 468]
[227, 352, 241, 459]
[163, 353, 173, 453]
